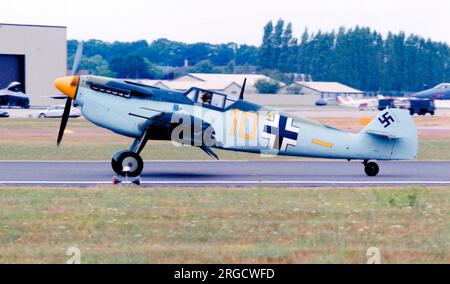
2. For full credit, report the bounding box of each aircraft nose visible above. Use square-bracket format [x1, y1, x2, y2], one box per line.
[54, 76, 79, 99]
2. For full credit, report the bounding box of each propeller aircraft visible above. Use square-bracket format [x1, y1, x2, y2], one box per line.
[54, 43, 419, 178]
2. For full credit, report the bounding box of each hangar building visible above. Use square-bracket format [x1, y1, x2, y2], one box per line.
[0, 23, 67, 106]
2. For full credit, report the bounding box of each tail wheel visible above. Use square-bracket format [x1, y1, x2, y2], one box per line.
[364, 162, 380, 177]
[112, 150, 144, 177]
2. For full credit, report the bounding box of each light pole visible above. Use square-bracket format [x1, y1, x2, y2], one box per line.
[229, 43, 238, 74]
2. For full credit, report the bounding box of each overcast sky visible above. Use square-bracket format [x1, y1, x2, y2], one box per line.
[1, 0, 449, 45]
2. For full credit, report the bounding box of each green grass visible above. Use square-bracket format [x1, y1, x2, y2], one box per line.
[0, 143, 283, 160]
[417, 139, 450, 160]
[0, 118, 93, 130]
[0, 139, 447, 160]
[0, 186, 449, 264]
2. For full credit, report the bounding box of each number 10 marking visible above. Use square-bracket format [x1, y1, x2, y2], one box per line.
[231, 109, 259, 140]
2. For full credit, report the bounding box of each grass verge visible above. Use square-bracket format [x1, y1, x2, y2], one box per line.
[0, 186, 448, 263]
[0, 139, 448, 160]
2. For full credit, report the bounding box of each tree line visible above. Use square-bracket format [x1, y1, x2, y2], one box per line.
[68, 39, 258, 79]
[68, 20, 449, 92]
[259, 20, 449, 92]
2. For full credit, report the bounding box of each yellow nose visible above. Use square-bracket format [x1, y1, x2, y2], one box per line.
[54, 76, 79, 99]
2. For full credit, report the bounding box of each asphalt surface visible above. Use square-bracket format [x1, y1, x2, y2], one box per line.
[0, 160, 449, 187]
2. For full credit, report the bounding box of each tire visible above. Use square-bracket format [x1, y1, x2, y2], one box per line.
[364, 162, 380, 177]
[409, 110, 414, 116]
[111, 150, 144, 177]
[38, 113, 46, 119]
[430, 111, 435, 116]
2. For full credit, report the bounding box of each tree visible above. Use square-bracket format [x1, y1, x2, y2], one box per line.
[271, 19, 285, 68]
[190, 60, 220, 74]
[79, 55, 116, 77]
[144, 59, 165, 79]
[66, 23, 450, 92]
[279, 22, 297, 72]
[224, 61, 235, 74]
[255, 79, 281, 94]
[261, 69, 293, 84]
[109, 54, 161, 79]
[236, 44, 259, 66]
[259, 21, 274, 69]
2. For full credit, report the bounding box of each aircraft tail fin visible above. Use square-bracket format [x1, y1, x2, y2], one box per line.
[361, 109, 401, 138]
[359, 108, 418, 159]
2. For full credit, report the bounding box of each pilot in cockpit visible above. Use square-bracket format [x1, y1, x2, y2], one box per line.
[200, 92, 213, 105]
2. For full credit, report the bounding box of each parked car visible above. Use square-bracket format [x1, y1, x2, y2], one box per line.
[0, 110, 10, 118]
[378, 98, 395, 111]
[315, 99, 328, 106]
[0, 82, 30, 109]
[409, 99, 436, 116]
[38, 105, 81, 118]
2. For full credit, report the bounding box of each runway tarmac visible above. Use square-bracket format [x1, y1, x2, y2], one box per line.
[0, 160, 449, 187]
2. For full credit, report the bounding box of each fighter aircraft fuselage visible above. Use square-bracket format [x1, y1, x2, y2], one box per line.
[72, 75, 417, 162]
[412, 84, 450, 100]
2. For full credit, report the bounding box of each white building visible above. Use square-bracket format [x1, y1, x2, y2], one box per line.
[281, 81, 364, 100]
[172, 73, 274, 94]
[154, 80, 243, 96]
[0, 23, 67, 106]
[136, 73, 279, 96]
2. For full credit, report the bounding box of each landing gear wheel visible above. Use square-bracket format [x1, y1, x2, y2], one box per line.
[364, 162, 379, 177]
[111, 150, 144, 177]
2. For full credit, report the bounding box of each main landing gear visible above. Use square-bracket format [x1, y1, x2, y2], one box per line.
[363, 160, 380, 177]
[112, 150, 143, 177]
[111, 129, 150, 177]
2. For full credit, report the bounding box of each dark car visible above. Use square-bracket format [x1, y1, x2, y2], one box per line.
[378, 98, 396, 111]
[0, 111, 10, 118]
[315, 99, 328, 106]
[0, 95, 30, 109]
[409, 99, 436, 116]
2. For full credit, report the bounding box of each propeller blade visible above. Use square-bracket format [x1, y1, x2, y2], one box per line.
[56, 42, 83, 146]
[71, 41, 84, 75]
[239, 78, 247, 100]
[57, 98, 73, 146]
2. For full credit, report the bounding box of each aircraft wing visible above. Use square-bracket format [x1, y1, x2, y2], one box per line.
[136, 111, 220, 160]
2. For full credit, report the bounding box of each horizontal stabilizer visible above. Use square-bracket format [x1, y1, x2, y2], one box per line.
[365, 129, 401, 139]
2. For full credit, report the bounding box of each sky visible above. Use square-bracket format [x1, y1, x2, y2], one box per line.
[1, 0, 449, 45]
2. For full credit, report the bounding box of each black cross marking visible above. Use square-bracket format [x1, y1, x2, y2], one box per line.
[264, 115, 299, 150]
[378, 112, 395, 128]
